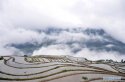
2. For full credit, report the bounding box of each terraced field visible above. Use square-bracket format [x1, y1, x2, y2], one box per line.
[0, 55, 125, 82]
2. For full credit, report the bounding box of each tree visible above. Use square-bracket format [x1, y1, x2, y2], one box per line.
[121, 59, 124, 63]
[24, 55, 28, 57]
[0, 56, 3, 60]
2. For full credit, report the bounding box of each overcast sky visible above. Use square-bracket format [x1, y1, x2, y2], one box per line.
[0, 0, 124, 41]
[0, 0, 125, 60]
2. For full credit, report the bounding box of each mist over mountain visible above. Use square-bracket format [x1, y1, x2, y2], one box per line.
[4, 27, 124, 61]
[0, 0, 125, 61]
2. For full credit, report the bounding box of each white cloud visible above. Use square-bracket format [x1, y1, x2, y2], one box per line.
[74, 48, 125, 61]
[0, 0, 124, 30]
[32, 44, 73, 56]
[0, 46, 24, 56]
[0, 0, 124, 61]
[0, 28, 40, 45]
[33, 45, 125, 61]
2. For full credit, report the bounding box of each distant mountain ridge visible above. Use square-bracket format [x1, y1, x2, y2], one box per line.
[8, 27, 125, 55]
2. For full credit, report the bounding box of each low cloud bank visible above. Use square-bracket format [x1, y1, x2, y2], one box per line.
[32, 44, 125, 61]
[0, 27, 125, 61]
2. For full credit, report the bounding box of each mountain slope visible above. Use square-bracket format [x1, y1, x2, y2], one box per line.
[0, 55, 125, 82]
[8, 28, 125, 56]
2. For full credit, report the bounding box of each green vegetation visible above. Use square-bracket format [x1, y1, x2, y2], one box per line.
[82, 76, 88, 80]
[121, 59, 125, 63]
[96, 60, 105, 63]
[0, 56, 3, 60]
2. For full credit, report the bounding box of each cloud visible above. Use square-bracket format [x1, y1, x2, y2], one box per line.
[74, 48, 125, 61]
[0, 0, 124, 61]
[0, 0, 124, 26]
[33, 44, 125, 61]
[0, 0, 124, 42]
[0, 0, 82, 28]
[0, 46, 23, 56]
[0, 28, 40, 45]
[32, 44, 73, 56]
